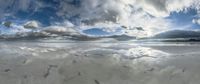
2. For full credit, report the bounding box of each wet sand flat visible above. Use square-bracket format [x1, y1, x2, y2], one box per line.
[0, 42, 200, 84]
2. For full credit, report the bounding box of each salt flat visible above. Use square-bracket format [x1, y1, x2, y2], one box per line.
[0, 42, 200, 84]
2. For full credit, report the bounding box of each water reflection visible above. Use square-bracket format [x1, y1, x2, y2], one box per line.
[0, 42, 200, 84]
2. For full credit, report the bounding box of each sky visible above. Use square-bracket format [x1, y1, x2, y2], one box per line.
[0, 0, 199, 38]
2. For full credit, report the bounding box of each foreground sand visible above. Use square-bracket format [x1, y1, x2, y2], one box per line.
[0, 42, 200, 84]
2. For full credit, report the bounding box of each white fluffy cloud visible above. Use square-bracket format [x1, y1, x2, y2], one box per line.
[193, 5, 200, 25]
[0, 0, 200, 37]
[58, 0, 200, 36]
[136, 0, 200, 17]
[193, 19, 200, 25]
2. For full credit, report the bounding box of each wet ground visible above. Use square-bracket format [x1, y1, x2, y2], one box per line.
[0, 42, 200, 84]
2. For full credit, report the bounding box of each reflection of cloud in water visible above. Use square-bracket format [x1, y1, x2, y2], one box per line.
[0, 42, 199, 84]
[82, 46, 169, 65]
[0, 42, 169, 63]
[121, 47, 169, 61]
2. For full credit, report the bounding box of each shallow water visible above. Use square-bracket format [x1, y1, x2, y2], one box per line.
[0, 42, 200, 84]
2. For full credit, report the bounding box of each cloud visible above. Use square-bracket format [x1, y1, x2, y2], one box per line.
[136, 0, 169, 17]
[136, 0, 199, 17]
[42, 26, 80, 36]
[54, 0, 200, 37]
[0, 0, 32, 15]
[193, 19, 200, 25]
[192, 4, 200, 25]
[0, 0, 200, 37]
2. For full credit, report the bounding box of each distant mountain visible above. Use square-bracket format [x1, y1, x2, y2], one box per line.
[153, 30, 200, 39]
[107, 35, 136, 41]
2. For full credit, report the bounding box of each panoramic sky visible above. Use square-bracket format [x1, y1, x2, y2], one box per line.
[0, 0, 200, 37]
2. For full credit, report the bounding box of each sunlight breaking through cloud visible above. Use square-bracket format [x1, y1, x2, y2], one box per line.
[0, 0, 199, 38]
